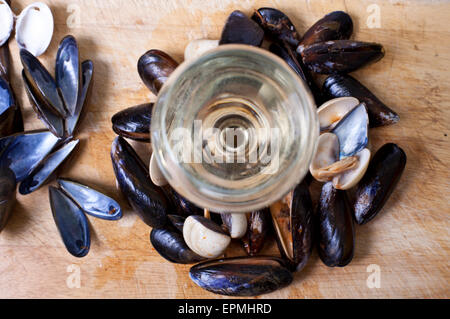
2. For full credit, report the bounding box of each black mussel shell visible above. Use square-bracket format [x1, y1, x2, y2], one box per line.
[167, 214, 186, 232]
[137, 50, 178, 96]
[49, 186, 90, 257]
[0, 77, 16, 138]
[270, 180, 314, 271]
[219, 10, 264, 47]
[190, 256, 293, 296]
[66, 60, 94, 137]
[111, 136, 169, 228]
[58, 178, 122, 221]
[0, 43, 11, 82]
[19, 140, 79, 195]
[299, 11, 353, 49]
[20, 49, 67, 117]
[241, 209, 271, 256]
[111, 103, 152, 142]
[163, 185, 203, 217]
[55, 35, 81, 116]
[301, 40, 385, 74]
[22, 70, 65, 138]
[323, 74, 399, 127]
[317, 182, 354, 267]
[150, 225, 205, 264]
[0, 166, 16, 233]
[0, 130, 60, 182]
[354, 143, 406, 225]
[252, 8, 301, 47]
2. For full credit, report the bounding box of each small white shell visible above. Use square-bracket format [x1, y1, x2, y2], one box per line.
[184, 39, 219, 61]
[0, 0, 14, 46]
[317, 97, 359, 131]
[15, 2, 54, 57]
[333, 148, 370, 190]
[222, 213, 247, 239]
[149, 153, 167, 186]
[310, 133, 340, 182]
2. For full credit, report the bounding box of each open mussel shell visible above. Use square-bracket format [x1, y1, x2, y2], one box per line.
[66, 60, 93, 137]
[190, 256, 293, 296]
[21, 49, 67, 117]
[19, 139, 79, 195]
[0, 130, 59, 182]
[162, 185, 202, 217]
[150, 225, 205, 264]
[184, 39, 219, 61]
[317, 97, 359, 132]
[0, 166, 16, 233]
[58, 178, 122, 221]
[354, 143, 406, 225]
[112, 103, 152, 143]
[251, 7, 301, 47]
[270, 180, 314, 271]
[219, 10, 264, 47]
[323, 74, 399, 127]
[317, 182, 354, 267]
[221, 213, 247, 239]
[137, 49, 178, 96]
[22, 70, 65, 138]
[111, 136, 169, 228]
[298, 11, 353, 50]
[15, 2, 54, 57]
[301, 40, 385, 74]
[0, 0, 14, 47]
[241, 209, 271, 256]
[55, 35, 81, 116]
[49, 186, 90, 258]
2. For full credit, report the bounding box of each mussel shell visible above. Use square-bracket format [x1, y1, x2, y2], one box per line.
[111, 136, 169, 228]
[323, 74, 399, 127]
[0, 76, 15, 137]
[219, 10, 264, 47]
[251, 8, 301, 47]
[301, 40, 385, 74]
[58, 178, 122, 221]
[0, 42, 11, 82]
[317, 182, 354, 267]
[241, 209, 271, 256]
[189, 256, 293, 296]
[354, 143, 406, 225]
[0, 166, 16, 232]
[111, 103, 152, 142]
[150, 225, 205, 264]
[299, 11, 353, 48]
[19, 139, 79, 195]
[55, 35, 81, 116]
[20, 49, 67, 117]
[0, 130, 60, 182]
[137, 50, 178, 96]
[167, 214, 185, 232]
[49, 186, 90, 258]
[163, 185, 203, 217]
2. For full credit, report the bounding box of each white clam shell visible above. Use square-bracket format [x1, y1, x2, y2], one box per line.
[0, 0, 14, 46]
[309, 133, 340, 182]
[333, 148, 371, 190]
[222, 213, 247, 239]
[317, 97, 359, 131]
[184, 39, 219, 61]
[183, 216, 231, 258]
[149, 153, 167, 186]
[15, 2, 54, 57]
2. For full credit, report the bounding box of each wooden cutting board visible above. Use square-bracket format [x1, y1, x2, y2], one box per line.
[0, 0, 448, 299]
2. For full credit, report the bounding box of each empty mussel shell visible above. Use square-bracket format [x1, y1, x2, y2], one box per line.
[150, 225, 205, 264]
[19, 139, 79, 195]
[0, 0, 14, 47]
[317, 97, 359, 132]
[111, 136, 169, 228]
[301, 40, 385, 74]
[317, 182, 354, 267]
[241, 209, 270, 256]
[0, 130, 59, 182]
[137, 49, 178, 96]
[270, 180, 314, 271]
[49, 186, 90, 258]
[221, 213, 247, 239]
[189, 256, 293, 296]
[167, 214, 185, 232]
[323, 74, 399, 127]
[149, 152, 167, 186]
[0, 166, 16, 233]
[184, 39, 219, 61]
[333, 148, 370, 190]
[16, 2, 54, 57]
[354, 143, 406, 225]
[251, 7, 301, 47]
[298, 11, 353, 50]
[112, 103, 152, 142]
[183, 215, 231, 258]
[55, 35, 81, 116]
[219, 10, 264, 47]
[57, 178, 122, 221]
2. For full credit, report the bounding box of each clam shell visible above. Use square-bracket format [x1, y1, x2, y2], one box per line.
[333, 148, 370, 190]
[0, 0, 14, 47]
[221, 213, 247, 239]
[317, 97, 359, 131]
[309, 132, 340, 182]
[149, 152, 167, 187]
[184, 39, 218, 61]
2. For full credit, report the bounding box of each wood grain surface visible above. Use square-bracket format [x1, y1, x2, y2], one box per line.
[0, 0, 449, 299]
